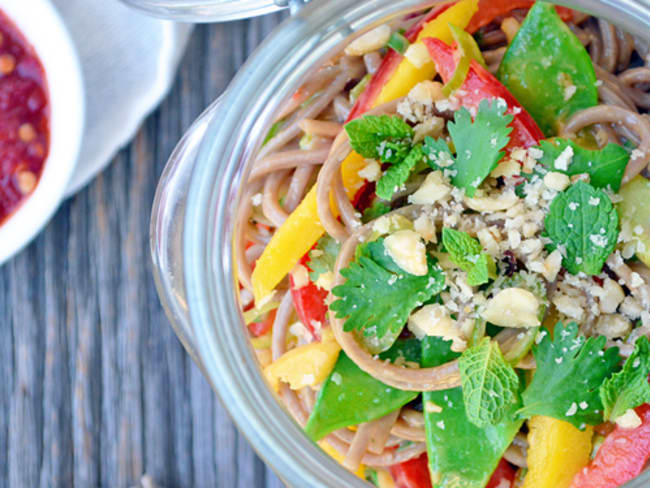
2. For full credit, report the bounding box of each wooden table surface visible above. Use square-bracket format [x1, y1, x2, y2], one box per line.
[0, 15, 289, 488]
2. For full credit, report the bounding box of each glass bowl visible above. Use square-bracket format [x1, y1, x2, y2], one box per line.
[150, 1, 650, 486]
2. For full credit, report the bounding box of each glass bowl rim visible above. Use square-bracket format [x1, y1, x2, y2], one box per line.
[182, 1, 650, 485]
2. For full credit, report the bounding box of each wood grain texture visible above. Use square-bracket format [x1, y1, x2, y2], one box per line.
[0, 16, 288, 488]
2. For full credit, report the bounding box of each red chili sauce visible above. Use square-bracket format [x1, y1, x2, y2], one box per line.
[0, 9, 49, 225]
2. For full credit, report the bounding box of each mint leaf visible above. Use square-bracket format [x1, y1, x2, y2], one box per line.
[344, 115, 413, 161]
[442, 228, 496, 286]
[535, 139, 629, 191]
[544, 181, 619, 275]
[330, 238, 445, 348]
[466, 254, 497, 287]
[423, 337, 523, 487]
[376, 144, 425, 200]
[308, 235, 341, 283]
[447, 99, 513, 196]
[600, 336, 650, 421]
[458, 337, 520, 427]
[518, 322, 620, 428]
[361, 201, 391, 223]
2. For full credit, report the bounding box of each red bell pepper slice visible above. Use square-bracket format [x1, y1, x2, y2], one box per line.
[389, 453, 432, 488]
[466, 0, 573, 34]
[289, 255, 328, 339]
[570, 403, 650, 488]
[486, 458, 516, 488]
[348, 0, 573, 121]
[347, 3, 453, 121]
[423, 37, 544, 150]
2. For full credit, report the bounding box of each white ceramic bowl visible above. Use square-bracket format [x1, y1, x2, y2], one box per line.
[0, 0, 84, 264]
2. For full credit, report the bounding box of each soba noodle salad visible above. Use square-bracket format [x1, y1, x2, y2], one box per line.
[239, 1, 650, 486]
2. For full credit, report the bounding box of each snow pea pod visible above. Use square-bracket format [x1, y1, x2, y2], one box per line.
[497, 1, 597, 136]
[422, 337, 522, 487]
[304, 339, 420, 441]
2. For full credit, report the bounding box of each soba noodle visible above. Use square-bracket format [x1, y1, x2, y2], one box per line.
[237, 3, 650, 475]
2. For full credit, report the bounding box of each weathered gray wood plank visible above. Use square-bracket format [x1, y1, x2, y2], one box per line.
[0, 15, 288, 488]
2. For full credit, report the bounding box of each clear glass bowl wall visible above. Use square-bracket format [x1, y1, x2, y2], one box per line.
[149, 0, 650, 486]
[118, 0, 284, 21]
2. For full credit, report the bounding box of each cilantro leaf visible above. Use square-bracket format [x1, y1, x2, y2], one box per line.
[544, 181, 619, 275]
[535, 139, 629, 191]
[442, 228, 496, 286]
[308, 235, 341, 283]
[518, 322, 620, 428]
[422, 136, 454, 171]
[362, 201, 391, 223]
[458, 337, 520, 427]
[330, 238, 445, 348]
[376, 144, 426, 200]
[446, 99, 513, 196]
[600, 336, 650, 421]
[344, 115, 413, 161]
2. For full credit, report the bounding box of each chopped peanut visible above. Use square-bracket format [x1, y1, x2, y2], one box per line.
[384, 229, 428, 276]
[481, 288, 541, 328]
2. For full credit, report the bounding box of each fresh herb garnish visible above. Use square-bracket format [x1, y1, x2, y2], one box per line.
[442, 228, 496, 286]
[345, 115, 413, 162]
[600, 336, 650, 422]
[423, 336, 523, 486]
[518, 322, 620, 429]
[423, 99, 513, 196]
[376, 144, 426, 200]
[459, 337, 520, 428]
[330, 238, 445, 346]
[308, 235, 341, 283]
[544, 181, 619, 275]
[362, 201, 392, 223]
[534, 139, 629, 191]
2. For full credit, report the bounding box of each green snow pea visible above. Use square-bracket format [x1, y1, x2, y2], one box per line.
[422, 337, 523, 487]
[304, 339, 420, 441]
[498, 2, 597, 136]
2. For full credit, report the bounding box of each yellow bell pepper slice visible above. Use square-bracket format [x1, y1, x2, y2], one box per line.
[617, 175, 650, 267]
[318, 440, 366, 478]
[264, 328, 341, 392]
[251, 0, 478, 303]
[522, 416, 593, 488]
[375, 0, 478, 105]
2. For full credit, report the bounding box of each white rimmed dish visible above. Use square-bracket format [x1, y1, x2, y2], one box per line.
[0, 0, 84, 265]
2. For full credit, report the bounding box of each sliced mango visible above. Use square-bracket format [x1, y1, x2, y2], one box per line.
[264, 329, 341, 391]
[251, 0, 478, 303]
[522, 415, 593, 488]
